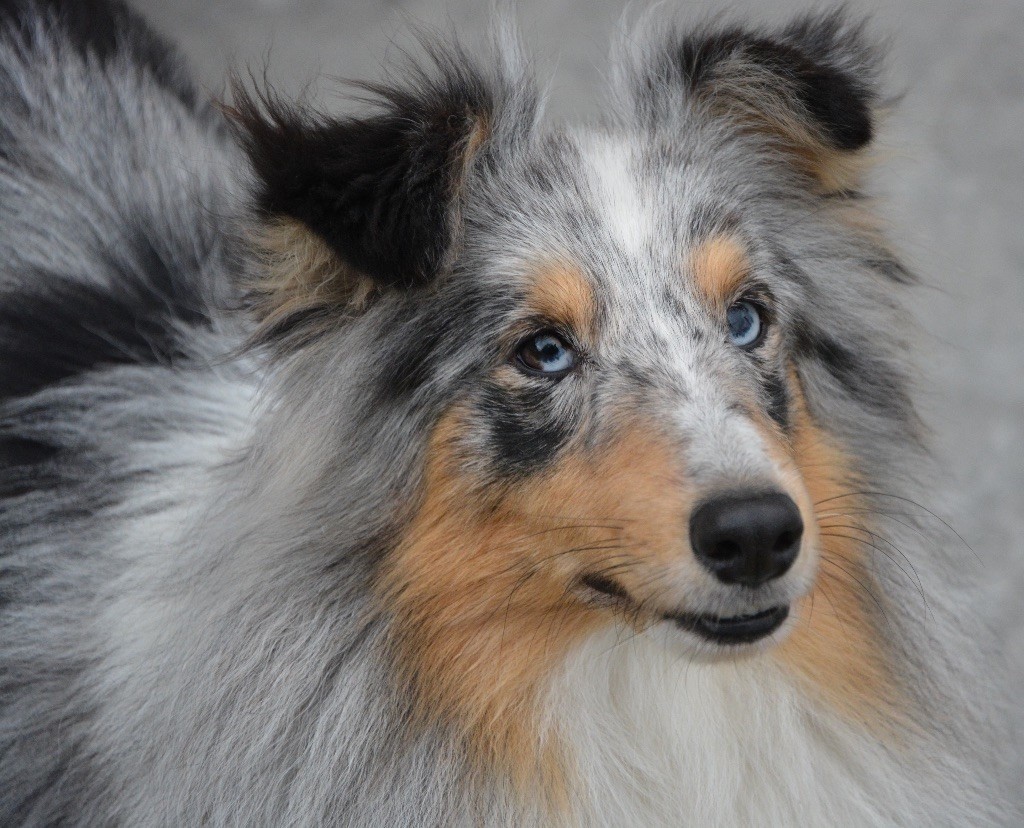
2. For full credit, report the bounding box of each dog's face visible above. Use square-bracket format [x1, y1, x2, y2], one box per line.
[235, 12, 913, 780]
[391, 139, 830, 659]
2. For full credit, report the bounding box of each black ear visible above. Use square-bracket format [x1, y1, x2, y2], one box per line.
[229, 44, 510, 339]
[630, 12, 882, 191]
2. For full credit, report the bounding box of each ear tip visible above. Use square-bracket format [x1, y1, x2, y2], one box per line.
[797, 65, 875, 151]
[784, 7, 883, 58]
[703, 12, 882, 151]
[783, 8, 886, 92]
[785, 11, 881, 152]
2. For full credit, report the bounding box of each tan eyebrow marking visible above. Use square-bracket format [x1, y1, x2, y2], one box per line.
[688, 234, 751, 309]
[526, 261, 597, 338]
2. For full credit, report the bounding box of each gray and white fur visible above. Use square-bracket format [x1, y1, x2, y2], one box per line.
[0, 0, 1017, 824]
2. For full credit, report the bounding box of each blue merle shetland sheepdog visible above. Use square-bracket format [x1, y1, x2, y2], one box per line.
[0, 0, 1017, 824]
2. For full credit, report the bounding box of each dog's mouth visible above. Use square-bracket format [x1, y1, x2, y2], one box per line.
[666, 605, 789, 644]
[580, 573, 790, 645]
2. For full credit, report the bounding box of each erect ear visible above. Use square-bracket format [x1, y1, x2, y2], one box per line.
[229, 42, 531, 342]
[622, 12, 882, 192]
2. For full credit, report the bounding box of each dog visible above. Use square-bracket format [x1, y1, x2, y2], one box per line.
[0, 0, 1017, 824]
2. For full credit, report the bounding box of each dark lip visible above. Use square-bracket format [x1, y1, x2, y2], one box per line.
[578, 574, 790, 646]
[668, 604, 790, 645]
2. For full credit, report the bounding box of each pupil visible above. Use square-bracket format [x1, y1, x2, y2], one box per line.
[729, 304, 755, 339]
[518, 331, 574, 376]
[539, 340, 560, 361]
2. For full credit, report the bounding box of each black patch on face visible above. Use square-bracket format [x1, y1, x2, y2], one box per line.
[231, 53, 495, 292]
[794, 323, 911, 420]
[0, 226, 212, 403]
[762, 370, 790, 429]
[478, 381, 573, 477]
[368, 308, 457, 407]
[1, 0, 200, 109]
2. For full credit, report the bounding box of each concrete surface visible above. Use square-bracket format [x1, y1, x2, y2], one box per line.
[129, 0, 1024, 751]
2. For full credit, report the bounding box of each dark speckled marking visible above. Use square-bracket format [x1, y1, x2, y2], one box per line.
[794, 323, 911, 420]
[763, 371, 790, 429]
[478, 380, 574, 477]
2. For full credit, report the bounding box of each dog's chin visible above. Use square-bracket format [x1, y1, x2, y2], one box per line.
[657, 602, 796, 661]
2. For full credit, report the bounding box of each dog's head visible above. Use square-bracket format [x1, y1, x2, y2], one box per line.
[232, 10, 914, 786]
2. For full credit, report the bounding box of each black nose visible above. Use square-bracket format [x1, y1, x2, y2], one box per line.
[689, 492, 803, 587]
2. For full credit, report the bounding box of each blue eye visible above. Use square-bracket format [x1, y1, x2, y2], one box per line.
[726, 301, 764, 348]
[516, 331, 576, 377]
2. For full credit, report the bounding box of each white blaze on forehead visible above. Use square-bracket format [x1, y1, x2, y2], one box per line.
[585, 139, 653, 255]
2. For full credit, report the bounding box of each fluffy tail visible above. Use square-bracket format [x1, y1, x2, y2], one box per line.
[0, 0, 240, 407]
[0, 3, 248, 821]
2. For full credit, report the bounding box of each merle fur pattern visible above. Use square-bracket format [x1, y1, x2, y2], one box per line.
[0, 1, 1017, 824]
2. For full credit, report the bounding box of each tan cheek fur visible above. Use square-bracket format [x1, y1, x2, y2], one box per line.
[378, 411, 693, 804]
[769, 378, 907, 735]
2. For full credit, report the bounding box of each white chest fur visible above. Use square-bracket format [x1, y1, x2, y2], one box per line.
[547, 625, 926, 827]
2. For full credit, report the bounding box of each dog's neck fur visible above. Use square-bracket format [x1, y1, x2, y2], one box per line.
[551, 628, 918, 826]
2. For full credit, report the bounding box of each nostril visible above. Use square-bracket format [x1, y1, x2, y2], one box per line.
[690, 491, 803, 587]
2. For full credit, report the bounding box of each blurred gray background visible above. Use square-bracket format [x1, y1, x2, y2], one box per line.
[128, 0, 1023, 730]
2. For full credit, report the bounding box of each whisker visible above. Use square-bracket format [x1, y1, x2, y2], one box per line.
[492, 545, 644, 642]
[497, 569, 538, 650]
[584, 561, 638, 583]
[491, 543, 633, 579]
[515, 524, 629, 539]
[818, 523, 929, 615]
[506, 510, 633, 527]
[818, 554, 892, 630]
[820, 530, 931, 620]
[814, 491, 978, 561]
[815, 579, 850, 636]
[601, 600, 655, 657]
[818, 507, 960, 550]
[479, 526, 626, 562]
[818, 509, 939, 550]
[805, 590, 816, 631]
